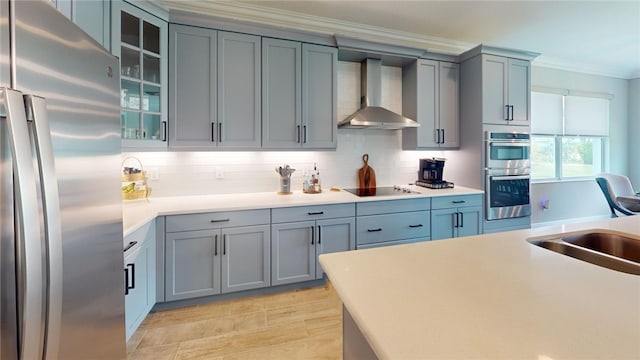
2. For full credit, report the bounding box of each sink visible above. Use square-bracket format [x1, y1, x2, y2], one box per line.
[528, 231, 640, 275]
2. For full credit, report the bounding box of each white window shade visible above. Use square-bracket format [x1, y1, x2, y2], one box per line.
[565, 96, 609, 136]
[531, 92, 563, 134]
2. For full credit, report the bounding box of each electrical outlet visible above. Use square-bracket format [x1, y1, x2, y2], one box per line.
[147, 167, 159, 180]
[541, 199, 550, 210]
[215, 167, 224, 179]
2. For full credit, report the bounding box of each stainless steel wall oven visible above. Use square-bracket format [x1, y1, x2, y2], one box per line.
[485, 131, 530, 169]
[485, 131, 531, 220]
[485, 168, 531, 220]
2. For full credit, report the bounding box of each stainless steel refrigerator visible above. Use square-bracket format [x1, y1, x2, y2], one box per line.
[1, 0, 125, 358]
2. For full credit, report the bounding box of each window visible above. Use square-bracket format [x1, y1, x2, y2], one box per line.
[531, 91, 609, 181]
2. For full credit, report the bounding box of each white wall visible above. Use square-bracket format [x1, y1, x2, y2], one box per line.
[124, 62, 440, 197]
[629, 78, 640, 190]
[529, 66, 630, 224]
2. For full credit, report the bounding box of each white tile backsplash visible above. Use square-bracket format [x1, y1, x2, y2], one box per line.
[124, 61, 441, 197]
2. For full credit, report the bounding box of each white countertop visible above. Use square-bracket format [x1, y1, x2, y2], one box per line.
[123, 185, 482, 237]
[319, 216, 640, 359]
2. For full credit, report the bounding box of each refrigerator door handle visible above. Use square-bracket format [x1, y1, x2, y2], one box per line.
[1, 88, 45, 360]
[25, 94, 63, 359]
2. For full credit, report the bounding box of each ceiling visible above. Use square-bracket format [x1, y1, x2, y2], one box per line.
[162, 0, 640, 79]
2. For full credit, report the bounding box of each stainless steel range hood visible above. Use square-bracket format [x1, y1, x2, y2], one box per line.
[338, 58, 419, 130]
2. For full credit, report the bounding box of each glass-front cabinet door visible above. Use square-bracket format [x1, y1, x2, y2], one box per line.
[113, 1, 167, 149]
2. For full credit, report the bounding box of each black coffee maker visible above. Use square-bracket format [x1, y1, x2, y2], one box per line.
[416, 158, 454, 189]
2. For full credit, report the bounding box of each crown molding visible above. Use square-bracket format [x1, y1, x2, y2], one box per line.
[532, 56, 634, 80]
[159, 0, 471, 56]
[159, 0, 637, 80]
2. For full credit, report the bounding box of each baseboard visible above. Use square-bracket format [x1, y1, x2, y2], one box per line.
[531, 214, 611, 228]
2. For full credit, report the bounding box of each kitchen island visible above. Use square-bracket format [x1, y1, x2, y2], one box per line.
[319, 215, 640, 359]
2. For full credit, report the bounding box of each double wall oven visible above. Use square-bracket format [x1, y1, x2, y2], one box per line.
[485, 131, 531, 220]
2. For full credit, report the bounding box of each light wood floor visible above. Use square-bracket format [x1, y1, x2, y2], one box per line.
[127, 282, 343, 360]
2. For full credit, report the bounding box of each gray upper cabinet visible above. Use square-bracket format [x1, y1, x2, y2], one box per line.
[403, 59, 459, 149]
[262, 38, 302, 148]
[481, 55, 531, 126]
[169, 28, 261, 150]
[168, 24, 217, 149]
[302, 44, 338, 149]
[217, 31, 262, 149]
[113, 1, 168, 149]
[51, 0, 110, 50]
[262, 41, 337, 149]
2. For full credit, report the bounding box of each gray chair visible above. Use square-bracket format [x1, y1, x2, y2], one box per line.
[595, 173, 639, 217]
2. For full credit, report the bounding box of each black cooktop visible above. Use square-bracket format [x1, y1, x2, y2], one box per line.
[342, 186, 419, 197]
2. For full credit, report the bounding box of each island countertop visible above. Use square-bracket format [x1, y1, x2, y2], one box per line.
[319, 215, 640, 359]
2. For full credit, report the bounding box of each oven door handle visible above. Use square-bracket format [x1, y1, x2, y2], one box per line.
[489, 142, 529, 147]
[490, 175, 530, 181]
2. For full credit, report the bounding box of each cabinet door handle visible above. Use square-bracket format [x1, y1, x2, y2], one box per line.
[126, 263, 135, 291]
[311, 226, 315, 245]
[317, 225, 321, 244]
[162, 121, 168, 142]
[303, 125, 307, 143]
[210, 218, 230, 223]
[297, 125, 301, 143]
[123, 241, 137, 253]
[124, 268, 129, 295]
[452, 200, 466, 204]
[307, 211, 324, 216]
[367, 228, 382, 232]
[218, 123, 222, 142]
[510, 105, 515, 121]
[504, 105, 510, 121]
[409, 224, 423, 228]
[440, 129, 445, 144]
[459, 212, 464, 228]
[214, 235, 218, 256]
[223, 234, 227, 255]
[211, 123, 215, 142]
[452, 213, 458, 228]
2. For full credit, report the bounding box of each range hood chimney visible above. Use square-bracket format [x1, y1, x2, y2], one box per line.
[338, 58, 418, 130]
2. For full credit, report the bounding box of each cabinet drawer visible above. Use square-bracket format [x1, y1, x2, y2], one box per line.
[431, 194, 482, 210]
[271, 203, 355, 224]
[166, 209, 270, 232]
[356, 211, 430, 246]
[356, 198, 430, 216]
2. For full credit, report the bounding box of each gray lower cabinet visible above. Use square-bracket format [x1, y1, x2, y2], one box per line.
[430, 194, 483, 240]
[355, 198, 431, 249]
[124, 220, 156, 341]
[261, 40, 337, 150]
[164, 210, 270, 301]
[271, 204, 355, 285]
